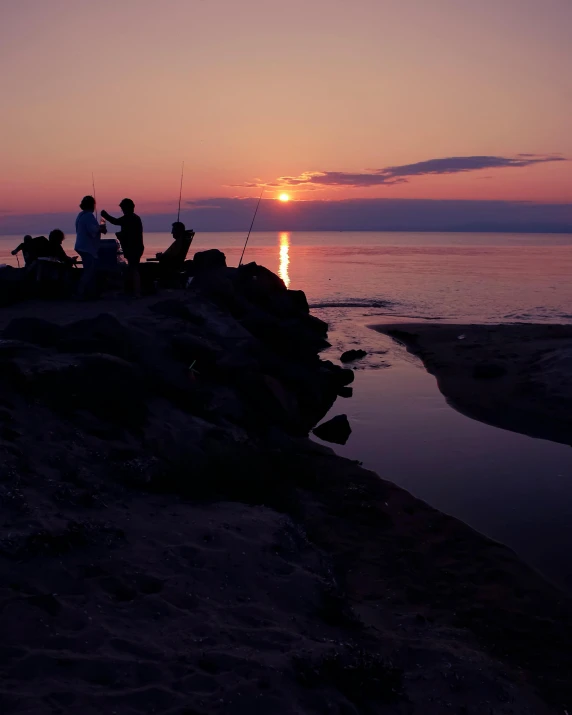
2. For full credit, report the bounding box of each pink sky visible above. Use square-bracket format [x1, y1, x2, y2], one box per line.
[1, 0, 571, 217]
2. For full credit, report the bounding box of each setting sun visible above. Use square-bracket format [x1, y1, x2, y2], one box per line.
[278, 193, 290, 202]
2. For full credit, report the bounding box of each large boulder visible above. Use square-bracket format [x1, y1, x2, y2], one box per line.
[306, 314, 329, 338]
[320, 360, 355, 387]
[192, 249, 227, 273]
[237, 262, 287, 295]
[4, 317, 63, 347]
[240, 310, 330, 359]
[312, 415, 352, 445]
[234, 263, 312, 320]
[171, 332, 222, 367]
[341, 349, 367, 363]
[233, 371, 305, 434]
[21, 353, 147, 428]
[287, 289, 310, 314]
[149, 299, 204, 325]
[57, 313, 133, 360]
[473, 363, 507, 379]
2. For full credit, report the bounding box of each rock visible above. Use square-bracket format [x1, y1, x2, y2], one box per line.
[215, 349, 260, 378]
[312, 415, 352, 445]
[57, 313, 132, 359]
[202, 385, 247, 425]
[193, 249, 227, 273]
[340, 349, 367, 363]
[24, 353, 147, 427]
[287, 290, 310, 314]
[192, 270, 237, 310]
[0, 339, 45, 359]
[171, 333, 222, 366]
[149, 299, 204, 325]
[338, 386, 353, 398]
[262, 374, 300, 424]
[4, 318, 63, 347]
[306, 314, 329, 337]
[321, 361, 355, 387]
[473, 363, 507, 379]
[238, 262, 287, 295]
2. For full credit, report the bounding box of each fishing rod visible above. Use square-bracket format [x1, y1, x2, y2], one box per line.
[239, 187, 264, 266]
[177, 161, 185, 222]
[92, 172, 98, 219]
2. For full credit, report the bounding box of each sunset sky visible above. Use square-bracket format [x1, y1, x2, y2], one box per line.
[1, 0, 571, 230]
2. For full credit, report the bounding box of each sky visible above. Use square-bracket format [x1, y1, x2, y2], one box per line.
[1, 0, 571, 232]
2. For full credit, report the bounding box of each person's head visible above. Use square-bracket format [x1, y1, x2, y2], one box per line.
[80, 195, 96, 212]
[23, 235, 33, 244]
[49, 229, 65, 244]
[119, 198, 135, 214]
[172, 221, 186, 239]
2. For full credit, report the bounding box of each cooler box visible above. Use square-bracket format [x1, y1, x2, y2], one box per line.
[98, 239, 125, 271]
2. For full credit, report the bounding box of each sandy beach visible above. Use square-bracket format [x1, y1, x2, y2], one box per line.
[374, 323, 572, 447]
[0, 265, 571, 713]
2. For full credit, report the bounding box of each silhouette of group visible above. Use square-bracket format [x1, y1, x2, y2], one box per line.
[12, 196, 195, 300]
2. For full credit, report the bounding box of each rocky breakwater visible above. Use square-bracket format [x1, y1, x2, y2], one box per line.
[1, 252, 354, 447]
[0, 253, 572, 714]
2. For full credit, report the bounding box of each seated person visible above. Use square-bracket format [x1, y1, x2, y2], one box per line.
[46, 229, 77, 266]
[11, 235, 35, 265]
[14, 235, 51, 272]
[151, 222, 195, 267]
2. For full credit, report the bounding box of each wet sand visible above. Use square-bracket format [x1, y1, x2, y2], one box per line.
[373, 322, 572, 447]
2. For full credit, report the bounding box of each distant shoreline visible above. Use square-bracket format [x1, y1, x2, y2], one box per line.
[2, 227, 572, 237]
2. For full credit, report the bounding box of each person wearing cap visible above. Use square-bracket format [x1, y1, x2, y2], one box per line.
[101, 198, 144, 297]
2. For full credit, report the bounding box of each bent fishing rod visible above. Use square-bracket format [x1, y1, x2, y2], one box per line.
[239, 187, 264, 266]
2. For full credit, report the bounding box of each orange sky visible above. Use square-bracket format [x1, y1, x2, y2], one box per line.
[1, 0, 571, 217]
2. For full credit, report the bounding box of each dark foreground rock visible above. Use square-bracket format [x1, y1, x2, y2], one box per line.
[312, 414, 352, 445]
[340, 349, 367, 363]
[0, 274, 570, 713]
[473, 362, 507, 379]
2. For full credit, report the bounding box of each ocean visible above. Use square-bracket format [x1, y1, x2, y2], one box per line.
[3, 230, 572, 323]
[2, 230, 572, 587]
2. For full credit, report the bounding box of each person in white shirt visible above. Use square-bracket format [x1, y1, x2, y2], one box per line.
[75, 195, 107, 298]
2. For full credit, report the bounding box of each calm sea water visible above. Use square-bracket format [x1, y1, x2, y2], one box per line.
[3, 230, 572, 586]
[2, 230, 572, 322]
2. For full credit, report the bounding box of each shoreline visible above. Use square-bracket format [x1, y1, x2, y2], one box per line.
[0, 261, 571, 712]
[373, 322, 572, 447]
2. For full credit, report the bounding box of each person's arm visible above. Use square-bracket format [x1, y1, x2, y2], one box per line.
[100, 210, 122, 226]
[56, 245, 75, 264]
[11, 243, 24, 256]
[86, 214, 104, 240]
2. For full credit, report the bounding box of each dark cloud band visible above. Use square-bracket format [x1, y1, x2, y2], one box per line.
[240, 154, 566, 189]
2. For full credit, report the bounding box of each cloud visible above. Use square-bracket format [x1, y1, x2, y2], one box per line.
[241, 154, 566, 189]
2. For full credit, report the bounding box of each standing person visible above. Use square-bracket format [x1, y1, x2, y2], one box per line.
[101, 198, 144, 297]
[75, 195, 106, 299]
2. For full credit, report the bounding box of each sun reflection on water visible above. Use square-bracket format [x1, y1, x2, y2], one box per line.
[279, 232, 290, 287]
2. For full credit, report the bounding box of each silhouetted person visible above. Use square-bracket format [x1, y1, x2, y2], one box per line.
[101, 198, 143, 297]
[155, 222, 195, 266]
[47, 229, 77, 266]
[75, 195, 106, 299]
[11, 235, 34, 265]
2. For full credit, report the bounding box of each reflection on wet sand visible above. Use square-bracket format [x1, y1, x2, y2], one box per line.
[279, 232, 290, 287]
